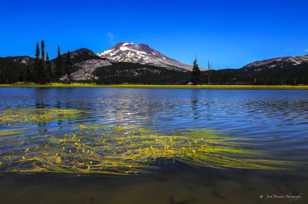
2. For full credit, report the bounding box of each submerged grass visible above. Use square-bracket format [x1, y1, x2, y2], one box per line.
[0, 124, 293, 175]
[0, 83, 308, 89]
[0, 108, 84, 124]
[0, 129, 22, 137]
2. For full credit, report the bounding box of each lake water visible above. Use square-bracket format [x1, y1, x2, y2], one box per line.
[0, 88, 308, 204]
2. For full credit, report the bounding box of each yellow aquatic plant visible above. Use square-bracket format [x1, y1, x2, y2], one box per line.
[1, 83, 308, 89]
[0, 108, 84, 124]
[0, 129, 22, 137]
[0, 125, 294, 175]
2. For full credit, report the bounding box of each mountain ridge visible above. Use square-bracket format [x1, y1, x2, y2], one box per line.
[0, 42, 307, 84]
[244, 55, 308, 70]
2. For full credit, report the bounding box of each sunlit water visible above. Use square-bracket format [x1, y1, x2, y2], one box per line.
[0, 88, 308, 203]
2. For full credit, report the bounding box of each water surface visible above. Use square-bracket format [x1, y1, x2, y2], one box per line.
[0, 88, 307, 203]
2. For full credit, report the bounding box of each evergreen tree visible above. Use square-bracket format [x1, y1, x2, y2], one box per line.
[41, 40, 45, 65]
[191, 59, 201, 85]
[57, 46, 61, 58]
[55, 45, 63, 78]
[207, 61, 211, 84]
[46, 53, 49, 63]
[33, 40, 47, 83]
[45, 52, 53, 82]
[33, 42, 42, 82]
[65, 51, 73, 82]
[35, 42, 40, 65]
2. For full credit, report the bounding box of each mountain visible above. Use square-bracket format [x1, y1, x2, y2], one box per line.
[58, 49, 112, 82]
[0, 56, 34, 65]
[0, 42, 307, 84]
[98, 42, 192, 71]
[58, 43, 192, 82]
[58, 48, 101, 64]
[58, 48, 189, 84]
[200, 55, 308, 84]
[243, 55, 308, 71]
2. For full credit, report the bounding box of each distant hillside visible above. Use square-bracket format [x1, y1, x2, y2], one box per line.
[0, 56, 34, 83]
[0, 43, 307, 84]
[200, 55, 308, 84]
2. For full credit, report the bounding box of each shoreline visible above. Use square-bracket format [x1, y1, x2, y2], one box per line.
[0, 83, 308, 89]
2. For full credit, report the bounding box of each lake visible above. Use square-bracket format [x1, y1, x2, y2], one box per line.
[0, 87, 308, 204]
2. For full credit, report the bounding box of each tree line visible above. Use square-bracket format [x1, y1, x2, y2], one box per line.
[18, 40, 73, 84]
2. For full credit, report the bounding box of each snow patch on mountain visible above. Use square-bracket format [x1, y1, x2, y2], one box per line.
[98, 42, 192, 71]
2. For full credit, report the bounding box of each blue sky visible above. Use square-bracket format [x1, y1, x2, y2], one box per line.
[1, 0, 308, 68]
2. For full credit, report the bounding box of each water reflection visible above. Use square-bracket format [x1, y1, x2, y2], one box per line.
[191, 89, 201, 120]
[34, 89, 48, 135]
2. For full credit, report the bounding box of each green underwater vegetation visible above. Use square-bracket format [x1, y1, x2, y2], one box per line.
[0, 108, 85, 124]
[0, 124, 294, 175]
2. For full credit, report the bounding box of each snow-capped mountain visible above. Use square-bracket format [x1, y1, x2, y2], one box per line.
[55, 47, 189, 83]
[98, 42, 192, 71]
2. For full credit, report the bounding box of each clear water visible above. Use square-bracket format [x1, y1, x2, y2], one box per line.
[0, 87, 308, 203]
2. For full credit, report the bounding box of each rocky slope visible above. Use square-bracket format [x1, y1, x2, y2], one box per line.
[55, 49, 112, 82]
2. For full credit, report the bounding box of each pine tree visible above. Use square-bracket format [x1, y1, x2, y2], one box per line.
[57, 46, 61, 58]
[45, 52, 52, 82]
[46, 53, 49, 63]
[55, 45, 63, 78]
[33, 42, 42, 82]
[33, 40, 47, 83]
[191, 59, 201, 85]
[41, 40, 45, 65]
[207, 61, 211, 84]
[35, 42, 40, 65]
[65, 51, 73, 82]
